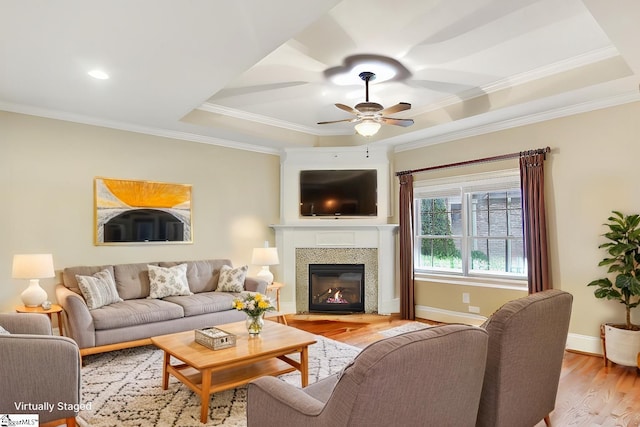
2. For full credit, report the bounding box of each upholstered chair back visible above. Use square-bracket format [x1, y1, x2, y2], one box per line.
[476, 289, 573, 427]
[248, 324, 489, 427]
[0, 313, 81, 426]
[333, 324, 489, 426]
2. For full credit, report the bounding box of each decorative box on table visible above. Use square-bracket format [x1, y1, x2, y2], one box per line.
[195, 327, 236, 350]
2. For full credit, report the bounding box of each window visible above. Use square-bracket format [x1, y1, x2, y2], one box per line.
[414, 171, 526, 280]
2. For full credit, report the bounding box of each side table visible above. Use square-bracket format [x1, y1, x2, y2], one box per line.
[15, 303, 65, 336]
[266, 282, 288, 325]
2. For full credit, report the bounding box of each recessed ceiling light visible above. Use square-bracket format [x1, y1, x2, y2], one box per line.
[88, 69, 109, 80]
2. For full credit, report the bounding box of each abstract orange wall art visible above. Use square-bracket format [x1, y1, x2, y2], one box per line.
[94, 177, 192, 245]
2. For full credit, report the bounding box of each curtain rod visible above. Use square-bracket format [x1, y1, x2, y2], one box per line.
[395, 146, 550, 177]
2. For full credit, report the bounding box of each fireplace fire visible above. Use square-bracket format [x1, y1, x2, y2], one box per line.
[309, 264, 365, 313]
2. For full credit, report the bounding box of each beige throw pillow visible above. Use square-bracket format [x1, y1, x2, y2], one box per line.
[148, 264, 192, 299]
[76, 269, 123, 310]
[216, 264, 247, 292]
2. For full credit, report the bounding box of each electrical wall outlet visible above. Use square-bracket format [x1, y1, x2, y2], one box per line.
[468, 305, 481, 313]
[462, 293, 470, 304]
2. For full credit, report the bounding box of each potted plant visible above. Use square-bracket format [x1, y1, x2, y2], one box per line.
[588, 210, 640, 366]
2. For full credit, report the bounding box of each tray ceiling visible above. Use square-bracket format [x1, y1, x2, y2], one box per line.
[1, 0, 639, 154]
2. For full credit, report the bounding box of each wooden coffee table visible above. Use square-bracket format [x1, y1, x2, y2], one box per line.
[151, 320, 317, 423]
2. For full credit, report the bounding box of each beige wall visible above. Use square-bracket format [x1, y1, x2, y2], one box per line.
[394, 101, 640, 347]
[4, 100, 640, 349]
[1, 112, 280, 314]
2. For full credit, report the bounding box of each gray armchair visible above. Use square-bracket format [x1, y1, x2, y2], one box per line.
[0, 313, 81, 427]
[247, 324, 489, 427]
[476, 289, 573, 427]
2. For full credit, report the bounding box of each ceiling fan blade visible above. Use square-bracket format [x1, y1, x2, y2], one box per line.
[335, 103, 360, 115]
[379, 102, 411, 115]
[381, 117, 414, 127]
[317, 118, 358, 125]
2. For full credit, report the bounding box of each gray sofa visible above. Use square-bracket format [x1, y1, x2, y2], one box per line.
[56, 259, 266, 356]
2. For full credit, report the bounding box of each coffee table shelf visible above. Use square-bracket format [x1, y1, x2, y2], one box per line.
[170, 358, 296, 395]
[151, 320, 316, 423]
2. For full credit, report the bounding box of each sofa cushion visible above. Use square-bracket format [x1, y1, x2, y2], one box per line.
[113, 263, 158, 300]
[63, 265, 115, 295]
[0, 326, 10, 335]
[217, 264, 248, 292]
[159, 259, 232, 293]
[148, 264, 192, 298]
[76, 269, 123, 310]
[89, 299, 184, 330]
[163, 291, 237, 317]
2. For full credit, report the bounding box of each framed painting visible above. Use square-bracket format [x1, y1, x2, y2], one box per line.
[94, 177, 193, 245]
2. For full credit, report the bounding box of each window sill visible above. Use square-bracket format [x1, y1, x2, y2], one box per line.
[414, 272, 527, 291]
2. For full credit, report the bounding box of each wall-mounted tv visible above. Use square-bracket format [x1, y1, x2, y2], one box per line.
[300, 169, 377, 217]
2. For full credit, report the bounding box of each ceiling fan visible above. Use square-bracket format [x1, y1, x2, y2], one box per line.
[318, 71, 414, 136]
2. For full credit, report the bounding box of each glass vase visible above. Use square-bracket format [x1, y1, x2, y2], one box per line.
[246, 313, 265, 336]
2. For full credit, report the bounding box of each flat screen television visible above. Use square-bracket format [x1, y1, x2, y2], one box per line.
[299, 169, 377, 217]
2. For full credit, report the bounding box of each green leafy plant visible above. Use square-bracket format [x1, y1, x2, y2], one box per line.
[587, 211, 640, 330]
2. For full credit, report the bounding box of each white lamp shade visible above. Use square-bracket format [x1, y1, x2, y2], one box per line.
[252, 247, 278, 285]
[12, 254, 55, 279]
[355, 120, 381, 137]
[12, 254, 54, 307]
[251, 248, 279, 266]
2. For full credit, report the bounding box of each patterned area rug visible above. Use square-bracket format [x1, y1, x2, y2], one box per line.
[378, 321, 433, 337]
[77, 335, 360, 427]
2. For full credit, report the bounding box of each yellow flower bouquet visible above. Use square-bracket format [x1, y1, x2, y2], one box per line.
[233, 292, 275, 335]
[232, 292, 275, 317]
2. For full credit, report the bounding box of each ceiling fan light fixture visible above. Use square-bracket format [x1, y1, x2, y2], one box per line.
[318, 69, 413, 134]
[355, 120, 381, 137]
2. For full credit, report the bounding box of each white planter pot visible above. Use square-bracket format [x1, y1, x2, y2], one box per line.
[603, 324, 640, 367]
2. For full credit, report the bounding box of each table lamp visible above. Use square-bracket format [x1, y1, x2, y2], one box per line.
[12, 253, 55, 307]
[251, 247, 279, 284]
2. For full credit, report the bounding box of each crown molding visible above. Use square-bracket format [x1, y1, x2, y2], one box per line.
[198, 102, 350, 136]
[0, 102, 282, 155]
[394, 90, 640, 153]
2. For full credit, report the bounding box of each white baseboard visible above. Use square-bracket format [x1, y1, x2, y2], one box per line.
[416, 305, 603, 355]
[378, 298, 400, 315]
[566, 332, 603, 355]
[416, 305, 487, 326]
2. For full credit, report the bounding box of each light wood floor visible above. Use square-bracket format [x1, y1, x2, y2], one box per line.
[285, 313, 640, 427]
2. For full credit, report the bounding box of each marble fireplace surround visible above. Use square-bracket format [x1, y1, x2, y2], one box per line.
[272, 224, 399, 315]
[297, 248, 377, 313]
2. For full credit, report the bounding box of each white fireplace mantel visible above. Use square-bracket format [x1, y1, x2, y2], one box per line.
[271, 223, 399, 315]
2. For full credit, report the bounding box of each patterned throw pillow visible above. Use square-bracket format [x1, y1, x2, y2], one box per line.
[0, 325, 10, 335]
[216, 264, 248, 292]
[76, 269, 123, 310]
[148, 264, 193, 299]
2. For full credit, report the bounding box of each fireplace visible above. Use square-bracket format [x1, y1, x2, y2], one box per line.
[309, 264, 365, 313]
